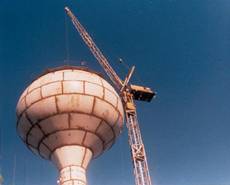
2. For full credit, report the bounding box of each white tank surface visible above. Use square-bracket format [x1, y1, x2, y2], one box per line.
[16, 66, 124, 185]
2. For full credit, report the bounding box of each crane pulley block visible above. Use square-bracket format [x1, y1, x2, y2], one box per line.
[130, 85, 155, 102]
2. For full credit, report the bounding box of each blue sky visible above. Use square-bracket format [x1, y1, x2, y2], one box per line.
[0, 0, 230, 185]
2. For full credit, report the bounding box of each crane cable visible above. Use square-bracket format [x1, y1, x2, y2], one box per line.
[0, 128, 3, 185]
[117, 134, 126, 185]
[64, 12, 70, 64]
[12, 155, 16, 185]
[117, 58, 143, 85]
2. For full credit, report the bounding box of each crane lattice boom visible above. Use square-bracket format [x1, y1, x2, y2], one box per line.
[65, 7, 154, 185]
[65, 7, 122, 90]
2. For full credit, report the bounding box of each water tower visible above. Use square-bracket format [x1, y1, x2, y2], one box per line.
[16, 66, 124, 185]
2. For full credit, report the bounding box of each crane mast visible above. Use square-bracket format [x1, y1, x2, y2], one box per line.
[124, 92, 152, 185]
[65, 7, 154, 185]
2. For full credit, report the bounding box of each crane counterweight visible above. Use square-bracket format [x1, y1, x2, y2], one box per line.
[130, 85, 155, 102]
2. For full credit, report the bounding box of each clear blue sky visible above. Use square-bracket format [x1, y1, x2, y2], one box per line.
[0, 0, 230, 185]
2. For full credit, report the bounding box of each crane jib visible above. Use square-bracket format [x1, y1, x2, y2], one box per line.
[66, 7, 123, 90]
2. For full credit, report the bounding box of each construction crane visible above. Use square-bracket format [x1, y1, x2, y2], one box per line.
[65, 7, 156, 185]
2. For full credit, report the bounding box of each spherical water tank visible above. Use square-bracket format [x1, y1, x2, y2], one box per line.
[16, 66, 124, 185]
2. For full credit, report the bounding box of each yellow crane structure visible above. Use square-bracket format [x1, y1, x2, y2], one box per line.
[65, 7, 155, 185]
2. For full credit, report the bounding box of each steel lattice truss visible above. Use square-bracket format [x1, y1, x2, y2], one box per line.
[65, 7, 155, 185]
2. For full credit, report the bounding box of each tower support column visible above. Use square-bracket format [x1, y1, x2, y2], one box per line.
[58, 165, 87, 185]
[51, 146, 92, 185]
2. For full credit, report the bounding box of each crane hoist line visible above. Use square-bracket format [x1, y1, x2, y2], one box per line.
[65, 6, 156, 185]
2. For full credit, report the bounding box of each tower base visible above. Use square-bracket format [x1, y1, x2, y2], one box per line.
[51, 145, 93, 185]
[58, 165, 87, 185]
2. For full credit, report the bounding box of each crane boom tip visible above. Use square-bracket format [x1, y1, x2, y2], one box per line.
[64, 6, 70, 12]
